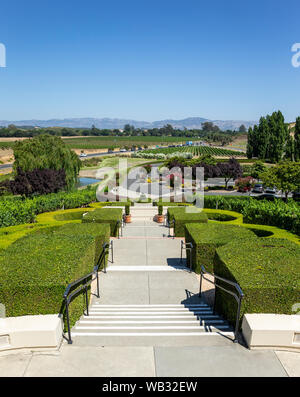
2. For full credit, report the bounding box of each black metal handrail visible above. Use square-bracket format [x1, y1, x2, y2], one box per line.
[180, 241, 193, 270]
[62, 242, 110, 344]
[116, 219, 124, 238]
[199, 265, 244, 343]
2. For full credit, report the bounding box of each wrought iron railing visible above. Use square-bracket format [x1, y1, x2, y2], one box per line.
[180, 241, 193, 270]
[199, 265, 244, 343]
[62, 242, 110, 344]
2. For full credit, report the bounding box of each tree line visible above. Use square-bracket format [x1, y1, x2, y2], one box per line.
[0, 122, 246, 146]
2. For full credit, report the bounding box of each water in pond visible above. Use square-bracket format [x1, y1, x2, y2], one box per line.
[77, 177, 100, 187]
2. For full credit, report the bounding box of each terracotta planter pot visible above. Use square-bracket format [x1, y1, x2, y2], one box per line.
[157, 215, 164, 223]
[124, 215, 132, 223]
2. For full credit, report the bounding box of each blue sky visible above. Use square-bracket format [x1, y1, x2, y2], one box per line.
[0, 0, 299, 122]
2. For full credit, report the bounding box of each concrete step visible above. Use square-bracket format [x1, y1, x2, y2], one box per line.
[70, 304, 233, 345]
[106, 265, 190, 271]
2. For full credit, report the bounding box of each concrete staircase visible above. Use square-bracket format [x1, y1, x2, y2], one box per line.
[71, 303, 234, 344]
[129, 204, 162, 221]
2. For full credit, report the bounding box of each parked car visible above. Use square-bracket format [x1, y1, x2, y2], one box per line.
[120, 148, 126, 152]
[252, 193, 279, 201]
[79, 153, 87, 158]
[292, 191, 300, 201]
[265, 187, 277, 194]
[252, 183, 264, 193]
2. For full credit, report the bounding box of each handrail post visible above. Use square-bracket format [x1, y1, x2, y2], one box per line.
[103, 246, 107, 273]
[85, 279, 89, 316]
[234, 296, 243, 343]
[96, 271, 100, 298]
[65, 298, 72, 344]
[199, 271, 203, 297]
[180, 240, 183, 264]
[111, 240, 114, 263]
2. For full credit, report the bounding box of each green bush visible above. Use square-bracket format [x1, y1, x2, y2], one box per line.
[104, 201, 134, 206]
[0, 188, 97, 228]
[153, 201, 190, 207]
[204, 195, 300, 236]
[203, 211, 238, 222]
[185, 223, 256, 273]
[214, 238, 300, 326]
[0, 223, 110, 327]
[54, 210, 89, 221]
[168, 208, 208, 237]
[82, 208, 123, 237]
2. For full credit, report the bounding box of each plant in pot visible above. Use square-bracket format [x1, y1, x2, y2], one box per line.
[157, 205, 164, 223]
[124, 204, 132, 223]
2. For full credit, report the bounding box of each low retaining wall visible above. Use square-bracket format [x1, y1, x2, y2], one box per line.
[242, 314, 300, 352]
[0, 314, 63, 352]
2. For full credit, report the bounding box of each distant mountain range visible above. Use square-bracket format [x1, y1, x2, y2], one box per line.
[0, 117, 256, 131]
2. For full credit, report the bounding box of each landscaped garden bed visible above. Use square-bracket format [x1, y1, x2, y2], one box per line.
[185, 223, 256, 273]
[167, 207, 208, 237]
[82, 208, 123, 237]
[0, 223, 110, 327]
[214, 238, 300, 326]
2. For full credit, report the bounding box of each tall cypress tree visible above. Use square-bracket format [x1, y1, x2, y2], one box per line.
[246, 127, 254, 158]
[267, 111, 288, 162]
[294, 117, 300, 161]
[257, 117, 269, 159]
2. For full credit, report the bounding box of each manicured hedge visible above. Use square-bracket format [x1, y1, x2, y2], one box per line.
[104, 201, 134, 206]
[153, 201, 191, 207]
[0, 223, 110, 327]
[204, 208, 299, 245]
[204, 195, 300, 236]
[203, 210, 238, 222]
[185, 223, 256, 273]
[0, 188, 97, 228]
[82, 208, 123, 237]
[214, 238, 300, 326]
[167, 207, 208, 237]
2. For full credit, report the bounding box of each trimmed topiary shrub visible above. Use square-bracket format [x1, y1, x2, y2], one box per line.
[203, 211, 238, 222]
[185, 223, 256, 273]
[0, 223, 110, 328]
[168, 208, 208, 237]
[82, 208, 123, 237]
[214, 238, 300, 327]
[54, 210, 88, 221]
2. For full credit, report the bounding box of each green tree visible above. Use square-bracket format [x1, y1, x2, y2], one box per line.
[294, 117, 300, 161]
[250, 161, 267, 179]
[246, 127, 254, 158]
[239, 124, 247, 133]
[257, 117, 269, 159]
[267, 111, 288, 162]
[13, 134, 81, 190]
[260, 161, 300, 199]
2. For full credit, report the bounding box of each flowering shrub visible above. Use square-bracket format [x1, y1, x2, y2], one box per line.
[235, 176, 255, 192]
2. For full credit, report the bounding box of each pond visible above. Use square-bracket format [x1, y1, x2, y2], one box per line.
[77, 177, 101, 187]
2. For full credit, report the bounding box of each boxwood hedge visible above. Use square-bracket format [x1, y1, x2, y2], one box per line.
[167, 207, 208, 237]
[0, 223, 110, 327]
[185, 223, 256, 273]
[82, 208, 123, 237]
[214, 238, 300, 326]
